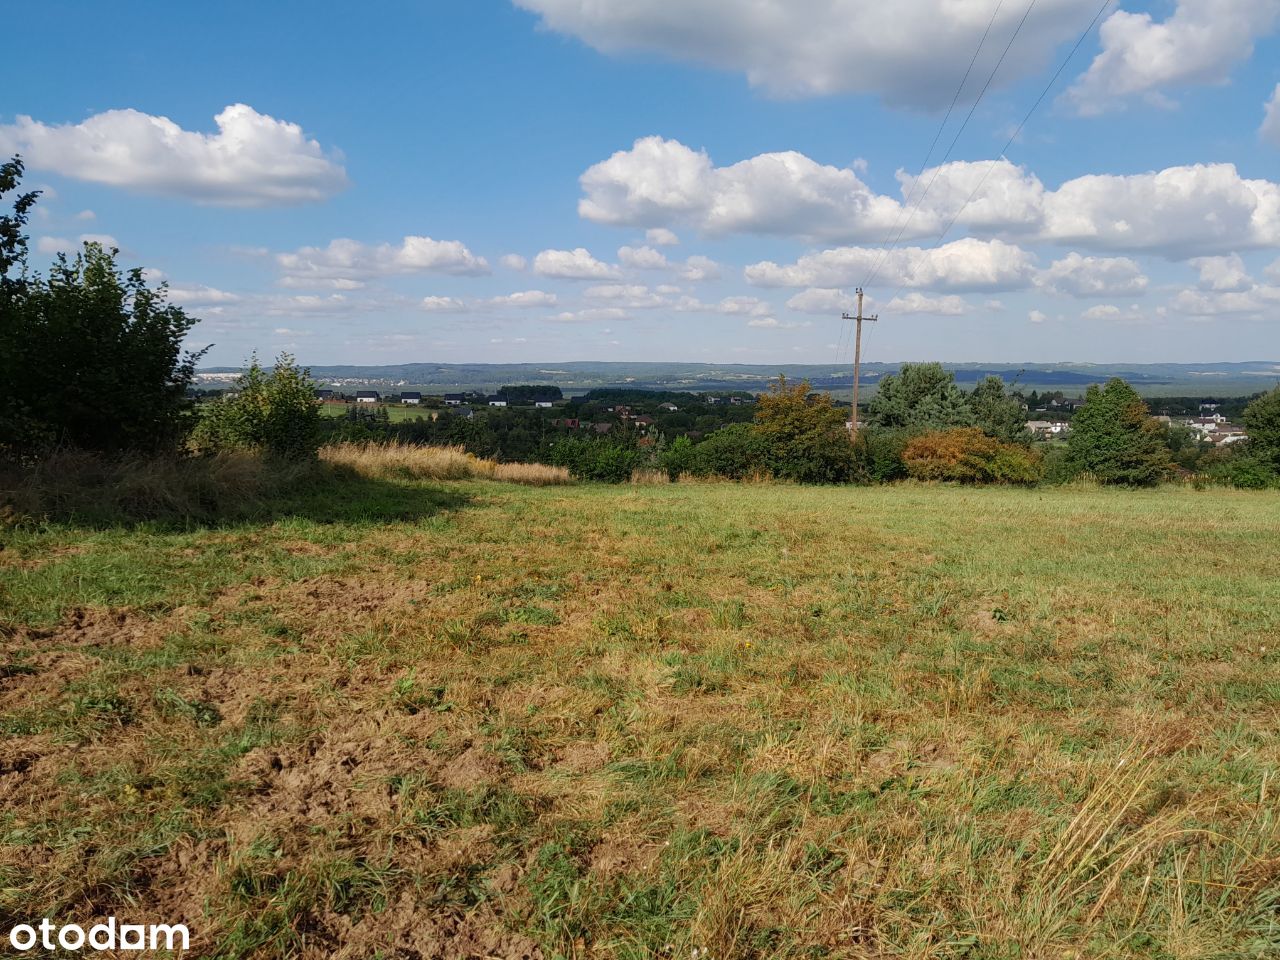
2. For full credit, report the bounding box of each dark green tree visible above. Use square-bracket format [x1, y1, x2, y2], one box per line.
[1067, 378, 1172, 486]
[968, 375, 1029, 443]
[868, 362, 975, 431]
[1243, 386, 1280, 468]
[1, 157, 205, 458]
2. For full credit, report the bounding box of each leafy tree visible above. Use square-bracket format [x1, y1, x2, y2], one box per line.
[968, 375, 1029, 443]
[191, 353, 322, 460]
[752, 376, 854, 483]
[1243, 386, 1280, 468]
[1067, 378, 1172, 486]
[868, 363, 975, 431]
[901, 428, 1043, 485]
[0, 156, 38, 298]
[2, 159, 205, 458]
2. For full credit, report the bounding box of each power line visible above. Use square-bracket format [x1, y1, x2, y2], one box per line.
[860, 0, 1038, 294]
[835, 0, 1008, 365]
[880, 0, 1116, 308]
[855, 1, 1007, 284]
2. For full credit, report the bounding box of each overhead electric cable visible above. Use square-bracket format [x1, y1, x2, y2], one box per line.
[860, 0, 1040, 294]
[836, 0, 1008, 364]
[880, 0, 1116, 308]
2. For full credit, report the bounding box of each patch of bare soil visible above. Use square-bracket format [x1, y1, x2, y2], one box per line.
[267, 576, 443, 639]
[324, 893, 542, 960]
[0, 647, 99, 711]
[969, 607, 1015, 636]
[554, 740, 610, 774]
[438, 742, 506, 790]
[588, 834, 662, 877]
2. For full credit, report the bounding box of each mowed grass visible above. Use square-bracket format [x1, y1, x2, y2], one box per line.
[2, 482, 1279, 958]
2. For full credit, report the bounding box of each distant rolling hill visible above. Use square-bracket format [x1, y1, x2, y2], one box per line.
[196, 360, 1280, 398]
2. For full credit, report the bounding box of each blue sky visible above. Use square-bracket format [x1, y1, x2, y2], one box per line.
[6, 0, 1280, 366]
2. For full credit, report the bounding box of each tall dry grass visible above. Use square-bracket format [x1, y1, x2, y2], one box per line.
[319, 441, 571, 486]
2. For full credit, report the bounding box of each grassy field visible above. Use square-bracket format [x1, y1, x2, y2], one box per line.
[2, 480, 1280, 958]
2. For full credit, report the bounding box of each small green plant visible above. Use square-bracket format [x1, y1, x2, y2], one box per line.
[192, 353, 323, 460]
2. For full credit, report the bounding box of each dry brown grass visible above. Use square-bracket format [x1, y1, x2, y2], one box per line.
[319, 441, 571, 486]
[629, 468, 670, 485]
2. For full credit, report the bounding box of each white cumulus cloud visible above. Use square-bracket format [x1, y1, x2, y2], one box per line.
[421, 296, 469, 312]
[533, 247, 621, 280]
[1036, 253, 1149, 297]
[0, 104, 348, 206]
[885, 293, 969, 315]
[785, 288, 857, 314]
[580, 141, 1280, 256]
[484, 289, 559, 308]
[276, 236, 489, 286]
[645, 227, 680, 246]
[580, 136, 908, 242]
[515, 0, 1097, 106]
[746, 238, 1037, 292]
[679, 255, 721, 282]
[1065, 0, 1280, 115]
[1189, 253, 1253, 291]
[1263, 84, 1280, 145]
[618, 245, 670, 269]
[168, 284, 242, 307]
[582, 284, 668, 308]
[1040, 163, 1280, 256]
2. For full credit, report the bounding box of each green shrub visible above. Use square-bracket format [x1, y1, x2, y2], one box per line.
[685, 424, 770, 480]
[548, 437, 641, 483]
[1040, 445, 1080, 485]
[1, 161, 204, 459]
[1243, 387, 1280, 470]
[659, 435, 696, 480]
[191, 354, 323, 461]
[852, 428, 913, 484]
[1201, 448, 1279, 489]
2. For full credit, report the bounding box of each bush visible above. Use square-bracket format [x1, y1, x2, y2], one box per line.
[659, 435, 696, 481]
[753, 377, 854, 483]
[1200, 447, 1279, 490]
[1243, 387, 1280, 470]
[548, 437, 642, 483]
[852, 428, 914, 484]
[685, 424, 770, 480]
[1040, 445, 1080, 485]
[191, 354, 323, 460]
[902, 428, 1044, 485]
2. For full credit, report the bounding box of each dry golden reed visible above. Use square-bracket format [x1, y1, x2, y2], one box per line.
[319, 440, 571, 485]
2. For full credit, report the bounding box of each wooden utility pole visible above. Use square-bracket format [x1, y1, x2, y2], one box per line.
[842, 288, 877, 436]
